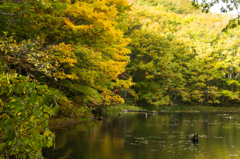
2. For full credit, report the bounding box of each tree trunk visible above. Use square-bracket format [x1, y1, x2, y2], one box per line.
[6, 150, 10, 159]
[59, 80, 62, 91]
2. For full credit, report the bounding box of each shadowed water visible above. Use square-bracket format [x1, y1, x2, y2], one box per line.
[43, 112, 240, 159]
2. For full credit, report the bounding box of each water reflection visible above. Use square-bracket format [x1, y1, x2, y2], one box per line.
[43, 112, 240, 159]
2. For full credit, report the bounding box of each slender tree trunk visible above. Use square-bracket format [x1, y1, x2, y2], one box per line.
[59, 80, 62, 91]
[206, 77, 210, 106]
[174, 92, 177, 101]
[230, 83, 233, 92]
[122, 89, 129, 101]
[6, 150, 10, 159]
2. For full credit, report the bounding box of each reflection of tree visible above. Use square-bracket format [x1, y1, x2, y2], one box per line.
[44, 113, 240, 159]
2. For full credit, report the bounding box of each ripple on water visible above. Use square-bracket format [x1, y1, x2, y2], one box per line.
[168, 135, 176, 138]
[161, 131, 169, 133]
[214, 136, 222, 139]
[152, 136, 161, 139]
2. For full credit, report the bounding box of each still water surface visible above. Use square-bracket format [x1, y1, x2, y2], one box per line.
[44, 112, 240, 159]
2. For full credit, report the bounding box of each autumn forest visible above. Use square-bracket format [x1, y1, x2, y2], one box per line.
[1, 0, 240, 158]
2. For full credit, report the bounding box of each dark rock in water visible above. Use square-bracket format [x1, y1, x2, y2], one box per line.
[97, 117, 103, 121]
[190, 133, 198, 141]
[190, 133, 198, 145]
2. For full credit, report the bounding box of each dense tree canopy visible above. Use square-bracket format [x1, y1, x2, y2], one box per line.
[0, 0, 133, 113]
[2, 0, 240, 157]
[123, 0, 240, 106]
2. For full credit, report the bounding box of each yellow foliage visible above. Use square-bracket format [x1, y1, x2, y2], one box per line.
[0, 34, 77, 80]
[106, 0, 129, 8]
[115, 78, 135, 89]
[63, 18, 94, 32]
[101, 89, 124, 106]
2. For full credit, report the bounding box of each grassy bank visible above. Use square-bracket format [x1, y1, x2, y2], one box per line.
[103, 104, 145, 112]
[104, 104, 240, 113]
[158, 105, 240, 113]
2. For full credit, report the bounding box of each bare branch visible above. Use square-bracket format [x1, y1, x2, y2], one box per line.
[0, 10, 28, 16]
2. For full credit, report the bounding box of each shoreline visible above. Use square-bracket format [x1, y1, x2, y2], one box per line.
[49, 105, 240, 129]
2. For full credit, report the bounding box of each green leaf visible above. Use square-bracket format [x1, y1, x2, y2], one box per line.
[28, 128, 34, 133]
[51, 107, 59, 116]
[0, 145, 7, 155]
[40, 94, 53, 106]
[38, 152, 43, 158]
[2, 131, 15, 142]
[43, 106, 51, 114]
[5, 119, 13, 126]
[30, 93, 37, 104]
[0, 116, 8, 123]
[17, 141, 22, 149]
[15, 106, 22, 114]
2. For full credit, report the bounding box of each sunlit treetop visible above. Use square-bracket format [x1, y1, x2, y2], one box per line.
[192, 0, 240, 31]
[136, 0, 201, 14]
[192, 0, 240, 13]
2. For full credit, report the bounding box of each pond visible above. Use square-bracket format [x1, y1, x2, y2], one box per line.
[43, 112, 240, 159]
